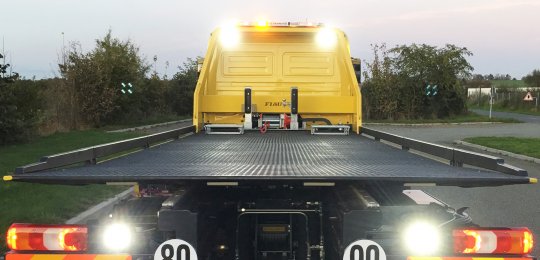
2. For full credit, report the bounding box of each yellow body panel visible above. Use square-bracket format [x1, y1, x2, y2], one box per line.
[193, 26, 361, 133]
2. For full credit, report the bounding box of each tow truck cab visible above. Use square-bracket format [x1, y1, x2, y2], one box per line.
[4, 22, 536, 260]
[193, 21, 361, 135]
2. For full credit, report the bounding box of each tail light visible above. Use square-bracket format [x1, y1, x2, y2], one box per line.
[6, 223, 87, 251]
[453, 228, 534, 255]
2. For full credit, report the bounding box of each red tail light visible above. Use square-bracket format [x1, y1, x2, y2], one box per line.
[6, 223, 87, 251]
[453, 228, 534, 255]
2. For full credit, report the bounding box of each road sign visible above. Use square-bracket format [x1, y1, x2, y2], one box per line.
[425, 84, 438, 96]
[121, 82, 133, 94]
[523, 92, 533, 101]
[432, 85, 438, 96]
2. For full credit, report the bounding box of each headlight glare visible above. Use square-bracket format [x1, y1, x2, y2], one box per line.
[403, 221, 441, 255]
[316, 27, 337, 48]
[102, 223, 132, 251]
[219, 25, 240, 48]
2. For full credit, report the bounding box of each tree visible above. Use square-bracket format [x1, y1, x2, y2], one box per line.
[167, 58, 199, 116]
[0, 54, 41, 144]
[522, 69, 540, 88]
[362, 43, 473, 120]
[361, 44, 399, 119]
[472, 74, 485, 80]
[62, 31, 149, 126]
[390, 44, 472, 118]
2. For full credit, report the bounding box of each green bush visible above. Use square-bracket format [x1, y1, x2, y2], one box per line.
[0, 79, 43, 144]
[0, 53, 43, 144]
[362, 44, 472, 120]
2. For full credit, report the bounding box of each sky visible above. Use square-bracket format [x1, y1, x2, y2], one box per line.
[1, 0, 539, 79]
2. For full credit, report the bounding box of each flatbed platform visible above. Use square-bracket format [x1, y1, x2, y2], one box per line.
[8, 128, 533, 186]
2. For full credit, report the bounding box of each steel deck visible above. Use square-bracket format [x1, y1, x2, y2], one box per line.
[10, 131, 532, 186]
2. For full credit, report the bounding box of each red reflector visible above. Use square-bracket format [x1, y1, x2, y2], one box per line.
[6, 223, 88, 252]
[453, 228, 534, 255]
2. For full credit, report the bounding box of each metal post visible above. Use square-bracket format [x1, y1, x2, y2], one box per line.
[478, 87, 481, 107]
[489, 87, 494, 119]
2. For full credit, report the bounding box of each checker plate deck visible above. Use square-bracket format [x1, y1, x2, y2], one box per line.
[11, 131, 531, 186]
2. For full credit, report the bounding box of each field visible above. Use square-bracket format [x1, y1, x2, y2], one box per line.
[490, 80, 528, 88]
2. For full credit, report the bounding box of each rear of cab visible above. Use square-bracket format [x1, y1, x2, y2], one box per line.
[192, 22, 362, 133]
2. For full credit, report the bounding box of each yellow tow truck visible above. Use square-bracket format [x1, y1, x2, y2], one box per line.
[3, 21, 536, 260]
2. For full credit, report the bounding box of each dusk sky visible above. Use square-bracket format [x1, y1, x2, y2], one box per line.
[2, 0, 539, 79]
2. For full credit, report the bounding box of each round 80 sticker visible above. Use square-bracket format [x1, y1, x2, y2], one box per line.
[154, 239, 198, 260]
[343, 240, 387, 260]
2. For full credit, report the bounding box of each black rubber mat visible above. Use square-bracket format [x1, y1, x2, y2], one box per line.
[11, 132, 531, 186]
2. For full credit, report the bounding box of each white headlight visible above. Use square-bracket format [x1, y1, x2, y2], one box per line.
[403, 221, 441, 255]
[103, 223, 132, 251]
[220, 25, 240, 48]
[316, 27, 337, 48]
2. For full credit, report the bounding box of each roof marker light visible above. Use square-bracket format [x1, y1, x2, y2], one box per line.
[256, 20, 268, 27]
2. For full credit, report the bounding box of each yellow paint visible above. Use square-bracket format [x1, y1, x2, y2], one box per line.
[201, 96, 355, 113]
[3, 175, 13, 181]
[133, 183, 141, 198]
[193, 25, 361, 133]
[530, 178, 538, 184]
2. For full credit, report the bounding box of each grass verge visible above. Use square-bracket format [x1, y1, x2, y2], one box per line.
[463, 137, 540, 159]
[0, 130, 143, 253]
[470, 105, 540, 116]
[364, 112, 520, 124]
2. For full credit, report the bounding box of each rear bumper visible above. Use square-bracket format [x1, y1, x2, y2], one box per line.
[407, 257, 535, 260]
[4, 255, 534, 260]
[5, 254, 131, 260]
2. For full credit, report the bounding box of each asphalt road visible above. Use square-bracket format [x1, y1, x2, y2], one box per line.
[368, 122, 539, 146]
[369, 122, 540, 255]
[471, 108, 540, 124]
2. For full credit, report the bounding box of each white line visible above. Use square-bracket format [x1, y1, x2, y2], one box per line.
[107, 119, 192, 133]
[66, 187, 133, 224]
